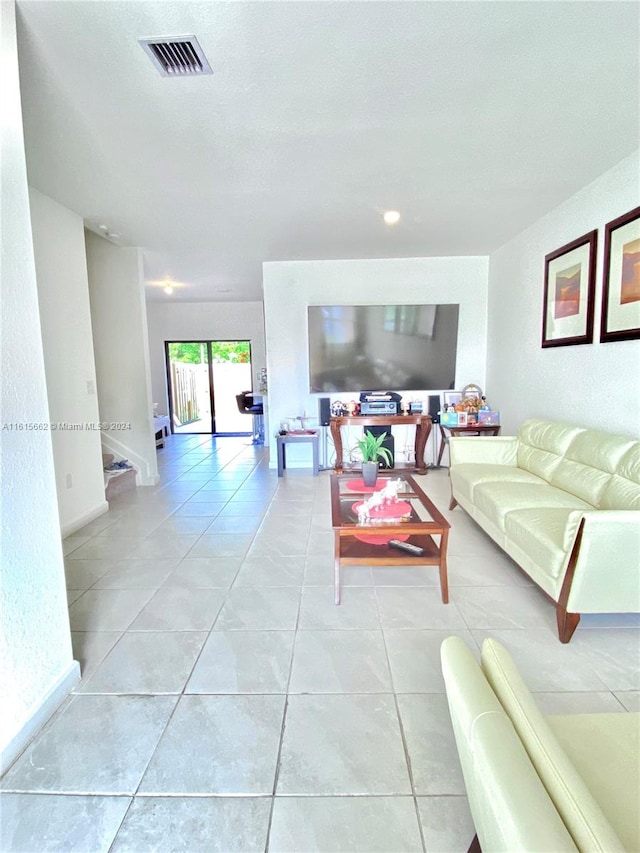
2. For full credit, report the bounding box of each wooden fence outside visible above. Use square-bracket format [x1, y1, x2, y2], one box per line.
[171, 361, 200, 425]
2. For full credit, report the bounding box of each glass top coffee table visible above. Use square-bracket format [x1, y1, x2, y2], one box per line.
[330, 472, 451, 605]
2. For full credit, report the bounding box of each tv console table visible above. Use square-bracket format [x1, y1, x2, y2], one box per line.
[330, 414, 432, 475]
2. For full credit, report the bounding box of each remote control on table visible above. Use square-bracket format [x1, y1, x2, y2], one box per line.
[388, 539, 424, 556]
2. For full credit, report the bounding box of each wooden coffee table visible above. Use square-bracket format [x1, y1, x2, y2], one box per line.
[330, 472, 451, 605]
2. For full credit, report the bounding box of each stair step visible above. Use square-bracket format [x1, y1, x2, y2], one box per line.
[105, 467, 136, 502]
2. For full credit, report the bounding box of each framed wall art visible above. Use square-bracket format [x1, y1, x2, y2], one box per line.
[600, 205, 640, 343]
[443, 391, 462, 408]
[542, 230, 597, 348]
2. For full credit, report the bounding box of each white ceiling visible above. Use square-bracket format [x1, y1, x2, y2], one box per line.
[16, 0, 639, 303]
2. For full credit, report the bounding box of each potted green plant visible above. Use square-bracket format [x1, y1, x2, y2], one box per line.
[356, 430, 393, 487]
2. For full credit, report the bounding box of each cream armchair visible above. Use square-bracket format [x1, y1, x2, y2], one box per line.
[441, 636, 640, 852]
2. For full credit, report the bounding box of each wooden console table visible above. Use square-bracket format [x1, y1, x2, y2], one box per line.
[330, 414, 432, 475]
[438, 423, 501, 466]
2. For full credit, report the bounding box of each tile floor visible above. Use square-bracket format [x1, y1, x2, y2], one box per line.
[2, 434, 639, 852]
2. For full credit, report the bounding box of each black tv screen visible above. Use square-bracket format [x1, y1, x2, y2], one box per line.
[308, 304, 459, 393]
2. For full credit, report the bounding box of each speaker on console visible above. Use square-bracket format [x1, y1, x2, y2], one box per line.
[428, 395, 441, 424]
[366, 425, 395, 469]
[318, 397, 331, 426]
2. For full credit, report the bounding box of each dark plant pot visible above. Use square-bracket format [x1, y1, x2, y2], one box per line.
[362, 461, 379, 487]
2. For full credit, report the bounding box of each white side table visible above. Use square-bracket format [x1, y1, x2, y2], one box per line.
[276, 431, 319, 476]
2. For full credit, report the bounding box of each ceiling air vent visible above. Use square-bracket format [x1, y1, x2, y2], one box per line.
[139, 35, 212, 77]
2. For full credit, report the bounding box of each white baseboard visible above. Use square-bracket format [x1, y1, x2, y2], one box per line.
[139, 473, 160, 486]
[1, 660, 80, 775]
[61, 500, 109, 538]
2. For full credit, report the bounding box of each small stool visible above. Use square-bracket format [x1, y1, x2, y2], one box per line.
[276, 432, 319, 476]
[236, 392, 264, 444]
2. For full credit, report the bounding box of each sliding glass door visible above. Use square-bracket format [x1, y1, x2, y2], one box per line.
[165, 340, 253, 435]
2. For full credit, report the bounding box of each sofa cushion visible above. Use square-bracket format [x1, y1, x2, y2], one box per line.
[473, 481, 591, 531]
[517, 420, 583, 482]
[548, 713, 640, 852]
[481, 638, 625, 852]
[600, 442, 640, 510]
[450, 463, 545, 504]
[504, 508, 583, 579]
[449, 435, 519, 466]
[550, 430, 636, 507]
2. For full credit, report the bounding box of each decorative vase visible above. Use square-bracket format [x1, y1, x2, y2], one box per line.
[362, 461, 379, 487]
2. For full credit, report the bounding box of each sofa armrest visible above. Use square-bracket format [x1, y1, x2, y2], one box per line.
[441, 637, 579, 852]
[481, 639, 626, 850]
[449, 435, 519, 466]
[565, 511, 640, 613]
[469, 712, 580, 852]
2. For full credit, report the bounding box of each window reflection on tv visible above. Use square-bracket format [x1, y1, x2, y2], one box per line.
[308, 304, 459, 393]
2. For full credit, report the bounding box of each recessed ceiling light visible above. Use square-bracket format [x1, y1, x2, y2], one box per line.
[146, 278, 186, 292]
[92, 223, 121, 242]
[383, 210, 401, 226]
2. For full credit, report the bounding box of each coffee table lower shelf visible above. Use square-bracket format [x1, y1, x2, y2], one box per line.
[334, 532, 449, 605]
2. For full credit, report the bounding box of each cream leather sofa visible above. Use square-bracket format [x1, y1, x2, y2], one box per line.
[448, 419, 640, 642]
[441, 636, 640, 852]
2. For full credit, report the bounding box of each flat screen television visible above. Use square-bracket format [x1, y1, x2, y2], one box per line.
[308, 304, 459, 393]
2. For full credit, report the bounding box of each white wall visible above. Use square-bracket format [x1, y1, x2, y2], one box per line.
[0, 0, 78, 772]
[263, 256, 489, 466]
[29, 189, 107, 535]
[488, 151, 640, 437]
[85, 232, 158, 484]
[145, 299, 267, 418]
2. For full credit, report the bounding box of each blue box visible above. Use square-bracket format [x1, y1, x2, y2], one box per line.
[441, 411, 459, 427]
[478, 410, 500, 425]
